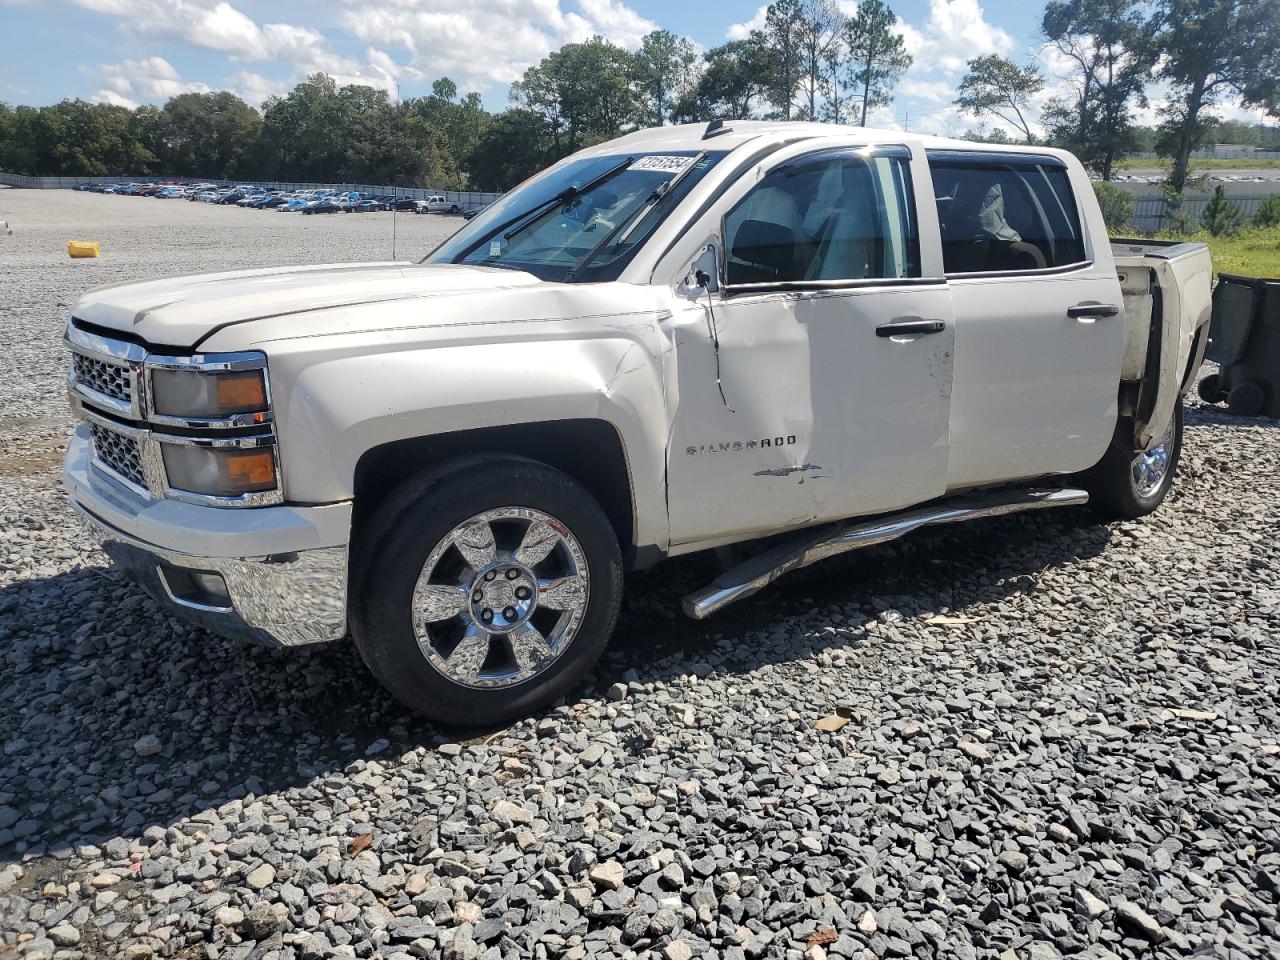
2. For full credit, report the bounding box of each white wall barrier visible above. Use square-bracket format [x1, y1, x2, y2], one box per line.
[0, 173, 502, 210]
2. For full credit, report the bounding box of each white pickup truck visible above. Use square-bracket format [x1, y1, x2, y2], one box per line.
[414, 195, 462, 215]
[63, 121, 1212, 725]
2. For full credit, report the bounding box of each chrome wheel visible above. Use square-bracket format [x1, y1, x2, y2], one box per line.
[1131, 420, 1175, 498]
[411, 507, 589, 689]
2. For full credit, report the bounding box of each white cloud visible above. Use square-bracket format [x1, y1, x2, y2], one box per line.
[726, 4, 768, 41]
[64, 0, 413, 104]
[91, 88, 138, 108]
[338, 0, 661, 92]
[89, 55, 211, 106]
[226, 69, 287, 108]
[897, 78, 954, 104]
[899, 0, 1013, 74]
[572, 0, 659, 47]
[66, 0, 348, 73]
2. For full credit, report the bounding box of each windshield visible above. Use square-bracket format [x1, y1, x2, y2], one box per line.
[424, 150, 728, 281]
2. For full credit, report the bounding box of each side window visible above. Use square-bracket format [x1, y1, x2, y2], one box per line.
[929, 155, 1087, 274]
[723, 151, 920, 287]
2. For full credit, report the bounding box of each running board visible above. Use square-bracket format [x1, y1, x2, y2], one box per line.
[681, 487, 1089, 620]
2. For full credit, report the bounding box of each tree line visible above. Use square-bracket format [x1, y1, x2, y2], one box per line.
[955, 0, 1280, 191]
[1, 0, 1277, 195]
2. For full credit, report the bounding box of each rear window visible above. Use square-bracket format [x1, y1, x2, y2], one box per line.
[928, 153, 1087, 274]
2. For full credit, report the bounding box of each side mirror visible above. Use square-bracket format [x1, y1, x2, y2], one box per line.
[681, 243, 720, 299]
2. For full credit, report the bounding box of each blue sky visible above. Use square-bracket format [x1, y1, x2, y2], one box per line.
[0, 0, 1265, 135]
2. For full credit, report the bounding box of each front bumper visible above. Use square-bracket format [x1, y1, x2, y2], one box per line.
[65, 425, 352, 648]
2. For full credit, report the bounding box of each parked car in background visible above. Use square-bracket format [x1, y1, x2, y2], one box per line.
[462, 203, 490, 221]
[414, 195, 462, 214]
[375, 195, 418, 211]
[338, 193, 378, 213]
[303, 198, 343, 214]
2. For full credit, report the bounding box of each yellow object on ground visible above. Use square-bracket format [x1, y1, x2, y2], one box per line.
[67, 240, 100, 258]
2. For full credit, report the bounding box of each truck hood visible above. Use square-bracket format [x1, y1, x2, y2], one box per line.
[71, 262, 543, 348]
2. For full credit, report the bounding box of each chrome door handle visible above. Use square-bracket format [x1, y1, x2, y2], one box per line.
[875, 318, 946, 338]
[1067, 303, 1119, 320]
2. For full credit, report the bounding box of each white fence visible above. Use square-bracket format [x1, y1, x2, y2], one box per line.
[1127, 150, 1280, 162]
[0, 173, 502, 210]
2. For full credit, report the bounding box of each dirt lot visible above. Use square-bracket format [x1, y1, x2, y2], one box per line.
[1, 190, 1278, 960]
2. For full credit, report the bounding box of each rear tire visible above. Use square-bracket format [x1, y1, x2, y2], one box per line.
[350, 455, 623, 726]
[1084, 404, 1182, 520]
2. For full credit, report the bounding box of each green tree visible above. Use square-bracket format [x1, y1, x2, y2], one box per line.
[467, 109, 548, 191]
[677, 40, 772, 121]
[955, 55, 1044, 144]
[403, 79, 491, 188]
[754, 0, 806, 119]
[1152, 0, 1280, 192]
[431, 77, 458, 102]
[1092, 180, 1136, 231]
[1043, 0, 1154, 181]
[795, 0, 845, 121]
[511, 37, 639, 156]
[960, 127, 1014, 144]
[1253, 196, 1280, 229]
[1160, 184, 1194, 235]
[24, 100, 156, 176]
[633, 30, 698, 125]
[1200, 184, 1244, 235]
[160, 91, 261, 178]
[842, 0, 911, 126]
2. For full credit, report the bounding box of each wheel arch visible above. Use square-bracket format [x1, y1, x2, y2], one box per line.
[352, 419, 648, 569]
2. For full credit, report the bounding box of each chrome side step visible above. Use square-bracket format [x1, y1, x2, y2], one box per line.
[681, 487, 1089, 619]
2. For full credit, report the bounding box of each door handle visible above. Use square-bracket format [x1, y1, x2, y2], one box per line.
[1067, 303, 1119, 320]
[875, 318, 946, 338]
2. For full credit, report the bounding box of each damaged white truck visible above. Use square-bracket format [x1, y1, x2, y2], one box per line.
[64, 121, 1213, 725]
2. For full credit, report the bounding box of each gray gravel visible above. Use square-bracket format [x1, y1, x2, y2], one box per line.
[2, 190, 1280, 960]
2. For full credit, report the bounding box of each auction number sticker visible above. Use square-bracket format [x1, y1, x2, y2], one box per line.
[629, 155, 696, 175]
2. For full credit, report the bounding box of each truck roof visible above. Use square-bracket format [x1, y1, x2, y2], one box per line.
[576, 120, 1074, 163]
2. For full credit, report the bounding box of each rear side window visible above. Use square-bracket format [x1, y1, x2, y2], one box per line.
[723, 149, 920, 288]
[928, 154, 1086, 274]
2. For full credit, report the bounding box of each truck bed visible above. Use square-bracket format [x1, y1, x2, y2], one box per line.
[1110, 238, 1213, 448]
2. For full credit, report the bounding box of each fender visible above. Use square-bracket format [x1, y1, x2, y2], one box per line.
[202, 287, 675, 553]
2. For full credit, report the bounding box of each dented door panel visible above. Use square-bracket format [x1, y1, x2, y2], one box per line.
[665, 282, 955, 547]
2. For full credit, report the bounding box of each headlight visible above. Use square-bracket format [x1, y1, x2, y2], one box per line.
[161, 442, 278, 497]
[145, 352, 270, 424]
[151, 368, 268, 419]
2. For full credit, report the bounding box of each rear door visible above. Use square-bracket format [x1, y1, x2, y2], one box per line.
[927, 150, 1124, 489]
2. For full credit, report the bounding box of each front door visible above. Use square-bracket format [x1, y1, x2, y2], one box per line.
[665, 143, 956, 548]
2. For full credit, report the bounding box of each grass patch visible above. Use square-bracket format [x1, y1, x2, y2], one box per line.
[1146, 226, 1280, 278]
[1115, 157, 1280, 171]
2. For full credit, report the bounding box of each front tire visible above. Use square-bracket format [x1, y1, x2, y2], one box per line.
[1084, 404, 1183, 520]
[350, 455, 623, 726]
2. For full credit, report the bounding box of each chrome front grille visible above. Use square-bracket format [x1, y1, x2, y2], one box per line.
[67, 319, 282, 507]
[89, 422, 146, 489]
[73, 352, 133, 405]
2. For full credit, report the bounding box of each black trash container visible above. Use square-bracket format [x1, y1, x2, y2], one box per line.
[1199, 274, 1280, 417]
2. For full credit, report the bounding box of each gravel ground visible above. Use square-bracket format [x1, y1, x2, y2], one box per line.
[1, 190, 1279, 960]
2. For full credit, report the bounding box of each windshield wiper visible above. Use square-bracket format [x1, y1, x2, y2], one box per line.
[451, 156, 635, 264]
[564, 151, 707, 282]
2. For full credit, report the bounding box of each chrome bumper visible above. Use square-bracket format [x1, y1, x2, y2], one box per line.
[66, 425, 350, 648]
